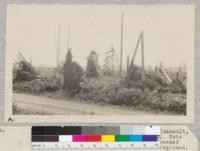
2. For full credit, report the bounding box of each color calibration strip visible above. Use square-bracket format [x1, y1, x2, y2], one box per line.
[32, 126, 160, 143]
[33, 134, 158, 142]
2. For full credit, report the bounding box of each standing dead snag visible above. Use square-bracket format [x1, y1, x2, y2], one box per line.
[126, 55, 130, 74]
[54, 23, 63, 86]
[103, 46, 116, 76]
[55, 23, 61, 69]
[119, 12, 124, 76]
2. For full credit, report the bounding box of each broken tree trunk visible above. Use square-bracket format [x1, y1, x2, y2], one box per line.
[160, 67, 172, 84]
[130, 32, 143, 67]
[129, 31, 146, 81]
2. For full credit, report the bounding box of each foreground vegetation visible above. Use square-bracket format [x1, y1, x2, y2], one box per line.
[13, 50, 186, 115]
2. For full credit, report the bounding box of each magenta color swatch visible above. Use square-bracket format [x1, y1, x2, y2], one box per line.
[73, 135, 86, 142]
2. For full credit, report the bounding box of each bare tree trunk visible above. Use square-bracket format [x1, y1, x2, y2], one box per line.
[141, 31, 145, 81]
[119, 12, 124, 76]
[57, 23, 61, 68]
[127, 55, 130, 75]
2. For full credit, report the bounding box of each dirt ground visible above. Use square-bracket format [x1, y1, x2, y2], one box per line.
[13, 93, 179, 116]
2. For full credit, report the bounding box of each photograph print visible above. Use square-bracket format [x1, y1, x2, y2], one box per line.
[5, 5, 195, 122]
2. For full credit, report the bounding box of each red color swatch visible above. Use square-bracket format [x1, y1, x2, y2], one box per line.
[86, 135, 101, 142]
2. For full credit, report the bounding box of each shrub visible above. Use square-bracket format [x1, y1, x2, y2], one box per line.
[15, 71, 36, 82]
[110, 88, 144, 105]
[13, 78, 60, 94]
[126, 65, 142, 82]
[76, 76, 186, 114]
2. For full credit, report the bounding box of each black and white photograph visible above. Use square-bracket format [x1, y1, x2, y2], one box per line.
[5, 5, 195, 122]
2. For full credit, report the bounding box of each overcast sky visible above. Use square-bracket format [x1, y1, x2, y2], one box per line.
[7, 5, 194, 69]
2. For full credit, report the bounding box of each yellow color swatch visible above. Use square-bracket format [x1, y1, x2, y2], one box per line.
[101, 135, 115, 142]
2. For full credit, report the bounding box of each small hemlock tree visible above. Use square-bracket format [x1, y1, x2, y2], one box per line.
[63, 49, 83, 95]
[86, 50, 99, 78]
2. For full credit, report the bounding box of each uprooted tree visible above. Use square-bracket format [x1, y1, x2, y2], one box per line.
[63, 49, 83, 95]
[13, 53, 37, 82]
